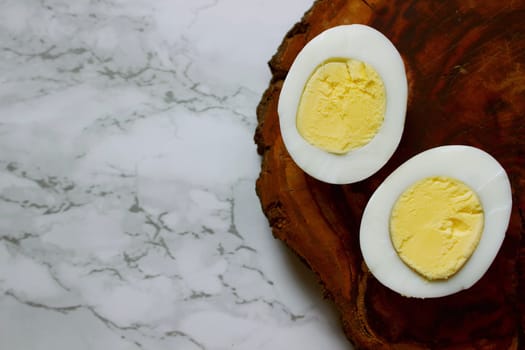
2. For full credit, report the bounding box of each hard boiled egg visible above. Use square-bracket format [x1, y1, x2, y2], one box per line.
[278, 24, 407, 184]
[360, 145, 512, 298]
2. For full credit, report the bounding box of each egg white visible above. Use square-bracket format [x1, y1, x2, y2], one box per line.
[359, 145, 512, 298]
[278, 24, 407, 184]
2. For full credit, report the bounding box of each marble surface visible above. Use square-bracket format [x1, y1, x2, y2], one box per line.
[0, 0, 351, 348]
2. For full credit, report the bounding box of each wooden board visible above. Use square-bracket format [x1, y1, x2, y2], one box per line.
[254, 0, 525, 348]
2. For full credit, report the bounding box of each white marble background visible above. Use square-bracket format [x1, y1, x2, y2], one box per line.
[0, 0, 350, 349]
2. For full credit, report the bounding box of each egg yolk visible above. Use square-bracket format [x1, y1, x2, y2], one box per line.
[390, 176, 484, 280]
[296, 58, 386, 154]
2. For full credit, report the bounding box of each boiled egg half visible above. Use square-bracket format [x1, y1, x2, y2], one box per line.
[360, 145, 512, 298]
[278, 24, 407, 184]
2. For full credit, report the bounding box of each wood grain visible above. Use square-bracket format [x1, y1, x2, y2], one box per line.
[255, 0, 525, 348]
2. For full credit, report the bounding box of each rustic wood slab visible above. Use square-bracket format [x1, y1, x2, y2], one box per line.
[254, 0, 525, 348]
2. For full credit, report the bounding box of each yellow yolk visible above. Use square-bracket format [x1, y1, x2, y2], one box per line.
[296, 58, 386, 154]
[390, 176, 484, 280]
